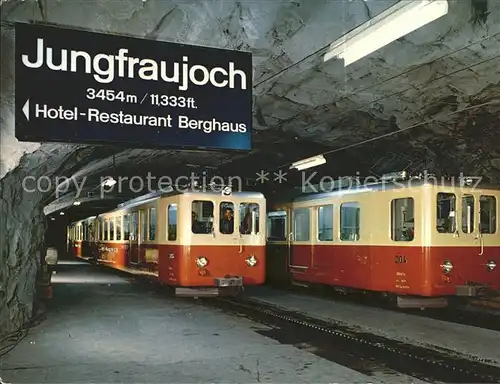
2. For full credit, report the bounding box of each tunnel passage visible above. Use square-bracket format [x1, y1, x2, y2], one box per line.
[1, 0, 500, 338]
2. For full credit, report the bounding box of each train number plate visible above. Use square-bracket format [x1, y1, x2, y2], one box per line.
[395, 255, 407, 264]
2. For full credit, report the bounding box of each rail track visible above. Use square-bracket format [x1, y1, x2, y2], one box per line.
[83, 264, 500, 382]
[199, 296, 500, 383]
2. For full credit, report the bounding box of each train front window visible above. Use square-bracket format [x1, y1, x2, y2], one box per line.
[239, 203, 259, 234]
[480, 195, 497, 234]
[391, 198, 414, 241]
[461, 195, 475, 234]
[436, 193, 456, 233]
[318, 205, 334, 241]
[191, 200, 214, 234]
[220, 202, 234, 234]
[267, 211, 287, 241]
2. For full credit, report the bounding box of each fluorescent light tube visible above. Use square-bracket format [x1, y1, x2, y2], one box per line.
[290, 155, 326, 171]
[101, 177, 117, 187]
[324, 0, 449, 66]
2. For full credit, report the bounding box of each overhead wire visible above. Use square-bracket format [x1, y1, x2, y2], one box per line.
[295, 52, 500, 135]
[250, 31, 500, 174]
[313, 99, 499, 157]
[263, 99, 499, 175]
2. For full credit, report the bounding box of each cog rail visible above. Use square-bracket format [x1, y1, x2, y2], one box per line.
[205, 297, 500, 383]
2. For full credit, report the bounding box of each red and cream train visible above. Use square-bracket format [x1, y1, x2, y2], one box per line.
[68, 178, 499, 306]
[68, 190, 266, 295]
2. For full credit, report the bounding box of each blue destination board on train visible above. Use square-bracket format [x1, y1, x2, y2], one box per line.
[14, 22, 252, 151]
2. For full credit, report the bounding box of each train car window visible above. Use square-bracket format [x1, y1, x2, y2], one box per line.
[192, 200, 214, 234]
[140, 210, 147, 241]
[239, 203, 259, 234]
[104, 219, 109, 241]
[340, 202, 360, 241]
[220, 202, 235, 234]
[168, 204, 177, 240]
[461, 195, 475, 234]
[293, 208, 310, 241]
[391, 198, 414, 241]
[318, 205, 334, 241]
[123, 214, 130, 240]
[436, 193, 456, 233]
[149, 207, 156, 240]
[110, 217, 115, 241]
[116, 216, 122, 240]
[480, 196, 497, 233]
[88, 221, 94, 242]
[96, 221, 100, 241]
[131, 212, 138, 241]
[267, 211, 287, 241]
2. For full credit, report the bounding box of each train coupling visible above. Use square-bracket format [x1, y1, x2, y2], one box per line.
[455, 284, 489, 297]
[214, 276, 243, 287]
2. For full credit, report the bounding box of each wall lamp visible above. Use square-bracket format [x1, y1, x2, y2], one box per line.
[323, 0, 449, 66]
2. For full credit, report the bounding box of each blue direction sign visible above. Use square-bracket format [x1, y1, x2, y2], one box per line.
[15, 23, 252, 151]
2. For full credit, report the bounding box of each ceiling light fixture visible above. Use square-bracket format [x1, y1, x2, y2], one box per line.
[323, 0, 449, 66]
[290, 155, 326, 171]
[101, 177, 117, 187]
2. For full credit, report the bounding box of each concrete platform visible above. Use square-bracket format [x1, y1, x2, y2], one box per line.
[245, 286, 500, 368]
[0, 261, 420, 383]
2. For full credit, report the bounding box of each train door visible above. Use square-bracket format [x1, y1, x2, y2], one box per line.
[338, 202, 364, 286]
[313, 204, 335, 271]
[129, 211, 140, 264]
[289, 207, 312, 272]
[266, 210, 289, 283]
[460, 192, 478, 250]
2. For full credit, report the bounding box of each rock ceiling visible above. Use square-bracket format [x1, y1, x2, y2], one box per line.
[1, 0, 500, 217]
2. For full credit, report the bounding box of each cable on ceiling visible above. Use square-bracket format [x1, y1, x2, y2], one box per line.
[265, 99, 499, 174]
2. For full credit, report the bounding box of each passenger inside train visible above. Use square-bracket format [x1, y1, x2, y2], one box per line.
[191, 211, 205, 234]
[220, 206, 234, 234]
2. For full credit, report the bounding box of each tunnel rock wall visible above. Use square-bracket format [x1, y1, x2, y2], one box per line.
[0, 144, 82, 337]
[0, 21, 86, 336]
[0, 170, 46, 336]
[0, 22, 41, 179]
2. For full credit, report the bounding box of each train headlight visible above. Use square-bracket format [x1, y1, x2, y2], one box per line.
[441, 260, 453, 274]
[195, 257, 208, 268]
[486, 260, 496, 271]
[245, 255, 257, 267]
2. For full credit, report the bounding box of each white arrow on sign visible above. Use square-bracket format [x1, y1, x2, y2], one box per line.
[22, 99, 30, 121]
